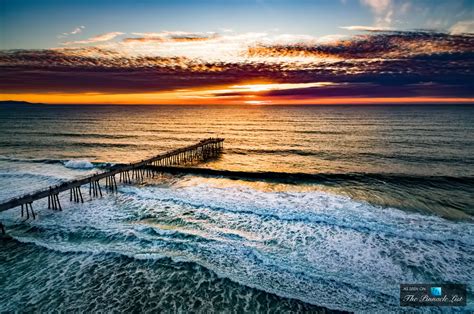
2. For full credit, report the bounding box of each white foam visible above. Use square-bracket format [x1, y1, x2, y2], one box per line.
[1, 177, 473, 312]
[117, 179, 474, 311]
[63, 159, 94, 169]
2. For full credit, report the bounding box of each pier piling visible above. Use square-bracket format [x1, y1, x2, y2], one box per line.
[0, 138, 224, 226]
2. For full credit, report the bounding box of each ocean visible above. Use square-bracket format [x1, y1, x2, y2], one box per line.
[0, 104, 473, 313]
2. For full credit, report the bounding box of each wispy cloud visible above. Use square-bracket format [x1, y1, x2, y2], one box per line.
[123, 37, 165, 43]
[62, 32, 124, 45]
[450, 20, 474, 35]
[341, 25, 394, 31]
[57, 25, 85, 38]
[360, 0, 393, 27]
[70, 26, 85, 35]
[126, 31, 219, 42]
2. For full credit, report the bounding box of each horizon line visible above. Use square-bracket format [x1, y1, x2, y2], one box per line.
[2, 100, 474, 106]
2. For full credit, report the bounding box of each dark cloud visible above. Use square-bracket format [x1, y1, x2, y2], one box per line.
[261, 83, 473, 98]
[123, 32, 219, 43]
[0, 31, 473, 98]
[246, 31, 474, 59]
[122, 37, 165, 43]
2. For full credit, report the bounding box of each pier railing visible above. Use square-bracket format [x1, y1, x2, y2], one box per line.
[0, 138, 224, 233]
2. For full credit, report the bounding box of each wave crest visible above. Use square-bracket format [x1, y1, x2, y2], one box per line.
[63, 159, 94, 169]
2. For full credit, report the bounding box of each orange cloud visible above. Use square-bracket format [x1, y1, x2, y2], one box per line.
[62, 32, 124, 45]
[1, 83, 473, 106]
[1, 30, 472, 103]
[123, 31, 219, 44]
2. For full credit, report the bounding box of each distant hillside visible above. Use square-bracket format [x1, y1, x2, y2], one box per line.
[0, 100, 44, 105]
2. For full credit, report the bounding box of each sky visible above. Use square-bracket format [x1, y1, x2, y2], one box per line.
[0, 0, 473, 104]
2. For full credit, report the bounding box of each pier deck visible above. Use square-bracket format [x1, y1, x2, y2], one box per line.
[0, 138, 224, 233]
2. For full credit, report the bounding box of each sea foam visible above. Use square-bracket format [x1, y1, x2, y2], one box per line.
[63, 159, 94, 169]
[2, 176, 472, 312]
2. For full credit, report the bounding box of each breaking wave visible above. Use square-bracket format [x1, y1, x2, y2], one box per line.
[1, 177, 473, 312]
[63, 159, 94, 169]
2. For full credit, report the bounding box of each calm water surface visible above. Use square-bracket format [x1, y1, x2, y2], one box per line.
[0, 104, 473, 312]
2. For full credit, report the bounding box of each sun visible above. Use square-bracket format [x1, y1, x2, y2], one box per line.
[230, 82, 274, 93]
[245, 100, 271, 105]
[243, 84, 273, 92]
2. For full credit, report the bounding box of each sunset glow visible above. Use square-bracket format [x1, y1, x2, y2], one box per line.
[1, 92, 473, 105]
[1, 0, 473, 105]
[1, 77, 473, 105]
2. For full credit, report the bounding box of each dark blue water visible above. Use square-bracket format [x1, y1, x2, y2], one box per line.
[0, 104, 473, 312]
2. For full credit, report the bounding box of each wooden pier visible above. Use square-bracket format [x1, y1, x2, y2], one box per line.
[0, 138, 224, 234]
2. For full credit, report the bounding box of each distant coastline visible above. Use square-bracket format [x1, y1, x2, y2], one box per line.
[1, 100, 473, 106]
[0, 100, 44, 105]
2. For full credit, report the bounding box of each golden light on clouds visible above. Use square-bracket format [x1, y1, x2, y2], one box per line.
[230, 82, 335, 93]
[1, 30, 473, 104]
[244, 100, 271, 105]
[1, 81, 473, 105]
[1, 91, 473, 106]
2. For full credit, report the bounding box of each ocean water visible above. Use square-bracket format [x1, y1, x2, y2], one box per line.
[0, 104, 473, 313]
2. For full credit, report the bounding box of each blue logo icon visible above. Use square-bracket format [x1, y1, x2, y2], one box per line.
[431, 287, 442, 297]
